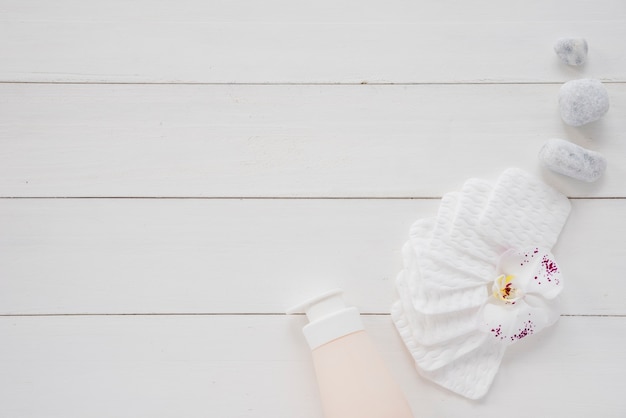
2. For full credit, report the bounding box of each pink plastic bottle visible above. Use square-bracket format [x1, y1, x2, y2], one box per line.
[288, 289, 414, 418]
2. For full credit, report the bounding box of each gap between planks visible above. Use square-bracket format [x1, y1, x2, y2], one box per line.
[1, 81, 626, 86]
[1, 196, 624, 200]
[1, 313, 623, 317]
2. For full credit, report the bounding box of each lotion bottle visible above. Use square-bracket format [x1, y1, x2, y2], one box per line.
[288, 289, 414, 418]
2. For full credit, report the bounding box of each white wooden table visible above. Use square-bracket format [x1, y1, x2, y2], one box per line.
[1, 1, 625, 416]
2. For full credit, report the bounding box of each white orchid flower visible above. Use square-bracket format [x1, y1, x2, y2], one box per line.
[481, 247, 563, 344]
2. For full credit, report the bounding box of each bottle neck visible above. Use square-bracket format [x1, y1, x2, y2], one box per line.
[303, 306, 364, 350]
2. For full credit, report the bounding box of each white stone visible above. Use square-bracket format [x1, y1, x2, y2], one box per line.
[559, 79, 609, 127]
[554, 38, 588, 66]
[539, 138, 606, 182]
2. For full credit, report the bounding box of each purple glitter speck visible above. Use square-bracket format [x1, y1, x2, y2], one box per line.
[510, 320, 535, 341]
[491, 324, 503, 339]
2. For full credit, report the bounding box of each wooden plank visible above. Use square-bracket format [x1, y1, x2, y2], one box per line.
[0, 315, 624, 417]
[0, 0, 625, 83]
[0, 198, 623, 315]
[1, 83, 624, 198]
[4, 0, 625, 23]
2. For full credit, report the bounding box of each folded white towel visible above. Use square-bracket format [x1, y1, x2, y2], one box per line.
[392, 168, 571, 399]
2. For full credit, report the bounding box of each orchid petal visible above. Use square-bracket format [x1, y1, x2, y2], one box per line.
[480, 297, 560, 346]
[496, 247, 563, 300]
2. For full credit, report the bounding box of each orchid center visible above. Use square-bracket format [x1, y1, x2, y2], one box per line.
[492, 274, 523, 304]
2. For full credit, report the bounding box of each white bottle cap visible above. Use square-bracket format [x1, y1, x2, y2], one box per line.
[287, 289, 364, 350]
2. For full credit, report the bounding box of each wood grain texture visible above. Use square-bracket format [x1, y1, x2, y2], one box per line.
[4, 0, 626, 23]
[1, 315, 624, 418]
[1, 83, 625, 198]
[0, 198, 623, 315]
[2, 1, 625, 415]
[0, 0, 625, 83]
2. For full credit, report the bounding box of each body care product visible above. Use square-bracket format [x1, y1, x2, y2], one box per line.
[288, 289, 413, 418]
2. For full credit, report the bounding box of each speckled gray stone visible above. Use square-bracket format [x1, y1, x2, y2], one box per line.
[539, 138, 606, 182]
[554, 38, 588, 66]
[559, 79, 609, 126]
